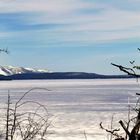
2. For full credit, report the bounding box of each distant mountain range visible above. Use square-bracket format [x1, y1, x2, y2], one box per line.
[0, 66, 49, 76]
[0, 65, 134, 80]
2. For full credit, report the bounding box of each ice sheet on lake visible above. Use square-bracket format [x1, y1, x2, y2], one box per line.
[0, 79, 139, 140]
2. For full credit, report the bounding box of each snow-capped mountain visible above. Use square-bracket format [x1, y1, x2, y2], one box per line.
[0, 66, 49, 76]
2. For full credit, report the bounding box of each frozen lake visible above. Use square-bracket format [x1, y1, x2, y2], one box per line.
[0, 79, 139, 140]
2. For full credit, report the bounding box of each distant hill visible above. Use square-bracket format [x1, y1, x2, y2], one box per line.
[0, 65, 135, 80]
[0, 72, 134, 80]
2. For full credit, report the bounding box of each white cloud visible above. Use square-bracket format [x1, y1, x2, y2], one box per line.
[0, 0, 97, 14]
[0, 0, 140, 43]
[38, 8, 140, 42]
[0, 32, 11, 38]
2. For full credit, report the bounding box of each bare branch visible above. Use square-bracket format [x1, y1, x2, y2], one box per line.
[111, 63, 139, 77]
[119, 120, 130, 137]
[0, 48, 9, 54]
[100, 122, 120, 138]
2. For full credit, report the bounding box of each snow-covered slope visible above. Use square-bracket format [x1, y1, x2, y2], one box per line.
[0, 66, 49, 76]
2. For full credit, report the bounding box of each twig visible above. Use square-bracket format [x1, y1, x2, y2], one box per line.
[100, 122, 120, 138]
[84, 130, 87, 140]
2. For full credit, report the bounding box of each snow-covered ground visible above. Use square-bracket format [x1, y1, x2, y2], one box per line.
[0, 79, 139, 140]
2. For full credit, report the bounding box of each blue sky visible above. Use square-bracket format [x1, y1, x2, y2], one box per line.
[0, 0, 140, 74]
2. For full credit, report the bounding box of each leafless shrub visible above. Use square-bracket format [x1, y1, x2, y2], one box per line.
[101, 48, 140, 139]
[100, 93, 140, 140]
[0, 88, 51, 140]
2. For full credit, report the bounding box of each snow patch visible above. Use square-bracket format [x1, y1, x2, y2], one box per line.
[0, 65, 49, 76]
